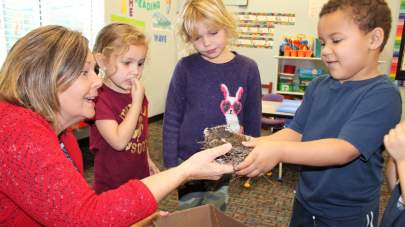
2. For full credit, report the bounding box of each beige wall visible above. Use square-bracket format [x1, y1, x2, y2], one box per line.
[103, 0, 403, 117]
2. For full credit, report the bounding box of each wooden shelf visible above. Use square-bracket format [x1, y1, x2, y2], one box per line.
[274, 56, 322, 61]
[275, 55, 385, 64]
[276, 91, 304, 96]
[279, 72, 295, 77]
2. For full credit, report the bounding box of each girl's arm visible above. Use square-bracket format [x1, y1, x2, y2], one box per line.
[96, 78, 145, 150]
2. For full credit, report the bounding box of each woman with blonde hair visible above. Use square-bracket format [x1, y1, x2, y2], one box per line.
[0, 25, 233, 226]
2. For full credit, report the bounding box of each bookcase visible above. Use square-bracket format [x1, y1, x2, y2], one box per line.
[274, 56, 326, 97]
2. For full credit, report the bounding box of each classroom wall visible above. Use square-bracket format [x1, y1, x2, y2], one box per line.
[103, 0, 402, 117]
[228, 0, 401, 88]
[104, 0, 181, 117]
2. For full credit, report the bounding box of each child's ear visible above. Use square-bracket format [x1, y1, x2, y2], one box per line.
[368, 27, 384, 50]
[94, 53, 107, 69]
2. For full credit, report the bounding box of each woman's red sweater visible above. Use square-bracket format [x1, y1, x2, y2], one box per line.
[0, 101, 157, 226]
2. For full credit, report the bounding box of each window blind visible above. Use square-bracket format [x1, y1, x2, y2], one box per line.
[0, 0, 104, 65]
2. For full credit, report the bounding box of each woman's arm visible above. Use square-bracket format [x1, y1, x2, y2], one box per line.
[142, 143, 233, 201]
[2, 122, 232, 226]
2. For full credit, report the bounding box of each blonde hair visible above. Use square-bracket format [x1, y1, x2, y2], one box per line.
[93, 23, 148, 64]
[179, 0, 238, 43]
[0, 25, 89, 129]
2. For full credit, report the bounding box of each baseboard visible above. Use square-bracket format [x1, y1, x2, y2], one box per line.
[149, 113, 164, 123]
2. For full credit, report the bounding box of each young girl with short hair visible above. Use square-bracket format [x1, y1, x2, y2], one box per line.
[90, 23, 159, 194]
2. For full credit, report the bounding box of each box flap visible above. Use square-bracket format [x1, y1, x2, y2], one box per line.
[154, 205, 247, 227]
[208, 205, 247, 227]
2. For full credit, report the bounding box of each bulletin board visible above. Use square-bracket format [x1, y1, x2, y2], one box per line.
[394, 0, 405, 80]
[396, 26, 405, 80]
[226, 1, 322, 87]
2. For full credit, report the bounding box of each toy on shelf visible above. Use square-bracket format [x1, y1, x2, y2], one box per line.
[279, 34, 314, 58]
[278, 66, 325, 92]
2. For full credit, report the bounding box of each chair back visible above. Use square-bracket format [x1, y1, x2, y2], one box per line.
[262, 93, 284, 102]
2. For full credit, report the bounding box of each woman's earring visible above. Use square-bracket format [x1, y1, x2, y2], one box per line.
[98, 68, 106, 79]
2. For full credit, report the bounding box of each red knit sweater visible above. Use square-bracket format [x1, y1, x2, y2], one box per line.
[0, 101, 157, 226]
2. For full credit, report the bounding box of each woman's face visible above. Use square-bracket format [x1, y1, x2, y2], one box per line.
[57, 51, 102, 130]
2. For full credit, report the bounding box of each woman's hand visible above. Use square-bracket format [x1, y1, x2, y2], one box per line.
[178, 143, 234, 181]
[130, 210, 169, 227]
[385, 121, 405, 163]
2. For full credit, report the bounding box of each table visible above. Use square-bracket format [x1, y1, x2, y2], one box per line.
[262, 100, 295, 118]
[261, 100, 298, 181]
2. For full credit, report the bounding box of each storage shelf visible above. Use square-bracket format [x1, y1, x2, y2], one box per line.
[276, 91, 304, 96]
[274, 56, 322, 61]
[275, 55, 385, 64]
[279, 72, 295, 77]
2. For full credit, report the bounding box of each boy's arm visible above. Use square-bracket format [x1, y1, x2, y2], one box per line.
[385, 157, 398, 191]
[397, 161, 405, 201]
[96, 78, 145, 151]
[260, 127, 302, 142]
[237, 134, 358, 177]
[384, 121, 405, 198]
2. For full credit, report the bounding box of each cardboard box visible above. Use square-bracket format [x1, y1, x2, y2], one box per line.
[153, 204, 247, 227]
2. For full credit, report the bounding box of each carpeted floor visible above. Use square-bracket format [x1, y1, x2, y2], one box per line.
[82, 118, 392, 227]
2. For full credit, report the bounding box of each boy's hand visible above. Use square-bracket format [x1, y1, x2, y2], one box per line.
[385, 121, 405, 163]
[131, 78, 145, 104]
[235, 139, 282, 177]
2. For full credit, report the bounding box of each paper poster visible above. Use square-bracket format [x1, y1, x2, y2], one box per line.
[121, 0, 128, 15]
[154, 33, 167, 43]
[135, 0, 161, 11]
[111, 14, 145, 30]
[390, 0, 405, 80]
[234, 12, 295, 49]
[128, 0, 135, 17]
[163, 0, 171, 14]
[152, 12, 171, 30]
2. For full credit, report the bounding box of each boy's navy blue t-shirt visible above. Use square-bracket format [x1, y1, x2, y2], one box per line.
[289, 75, 402, 219]
[381, 183, 405, 227]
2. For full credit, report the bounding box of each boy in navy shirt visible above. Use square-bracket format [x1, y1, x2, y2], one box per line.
[236, 0, 402, 226]
[381, 122, 405, 226]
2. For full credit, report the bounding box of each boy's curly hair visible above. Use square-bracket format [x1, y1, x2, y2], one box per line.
[320, 0, 391, 51]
